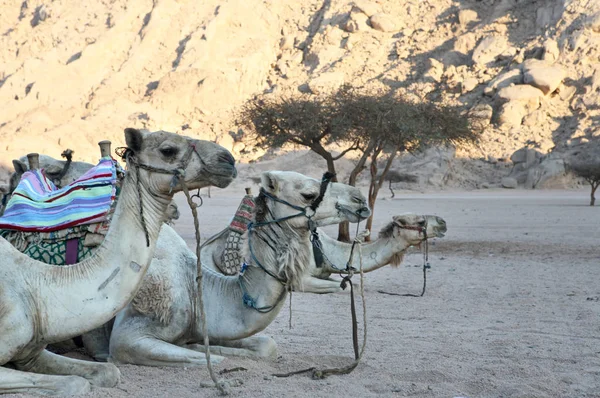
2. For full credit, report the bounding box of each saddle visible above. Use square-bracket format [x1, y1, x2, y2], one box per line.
[218, 193, 255, 275]
[0, 157, 124, 265]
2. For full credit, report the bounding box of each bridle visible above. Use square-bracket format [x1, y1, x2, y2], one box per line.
[239, 172, 335, 313]
[116, 142, 205, 246]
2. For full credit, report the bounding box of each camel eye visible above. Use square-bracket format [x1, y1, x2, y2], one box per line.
[160, 147, 178, 157]
[301, 193, 317, 201]
[417, 220, 426, 226]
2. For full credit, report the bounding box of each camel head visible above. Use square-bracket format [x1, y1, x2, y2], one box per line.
[378, 213, 447, 267]
[123, 128, 236, 194]
[258, 171, 370, 229]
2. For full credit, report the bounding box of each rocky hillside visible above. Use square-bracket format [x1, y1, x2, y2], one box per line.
[1, 0, 599, 189]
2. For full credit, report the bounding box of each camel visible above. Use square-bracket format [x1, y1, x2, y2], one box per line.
[0, 128, 236, 395]
[107, 170, 371, 365]
[202, 211, 447, 291]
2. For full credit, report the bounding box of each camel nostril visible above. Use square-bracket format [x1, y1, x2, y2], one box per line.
[358, 206, 371, 217]
[218, 152, 235, 166]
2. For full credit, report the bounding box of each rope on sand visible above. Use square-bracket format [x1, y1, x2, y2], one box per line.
[273, 229, 369, 379]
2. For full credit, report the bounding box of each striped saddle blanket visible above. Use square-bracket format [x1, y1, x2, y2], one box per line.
[0, 158, 118, 232]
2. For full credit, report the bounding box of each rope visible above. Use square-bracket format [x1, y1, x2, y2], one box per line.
[377, 228, 430, 297]
[181, 184, 228, 395]
[273, 229, 369, 379]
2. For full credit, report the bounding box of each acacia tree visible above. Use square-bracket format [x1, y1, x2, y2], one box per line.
[569, 151, 600, 206]
[237, 91, 360, 181]
[336, 90, 479, 237]
[238, 86, 480, 241]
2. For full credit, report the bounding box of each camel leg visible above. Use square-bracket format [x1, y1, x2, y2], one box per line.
[81, 323, 112, 362]
[296, 275, 343, 294]
[109, 336, 225, 367]
[0, 305, 89, 395]
[13, 349, 120, 388]
[0, 367, 91, 396]
[186, 336, 277, 359]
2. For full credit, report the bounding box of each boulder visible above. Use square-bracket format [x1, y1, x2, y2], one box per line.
[369, 13, 397, 32]
[308, 72, 345, 95]
[523, 66, 566, 95]
[497, 101, 527, 129]
[472, 36, 508, 66]
[462, 77, 479, 93]
[353, 0, 381, 17]
[496, 85, 544, 113]
[458, 9, 478, 28]
[501, 177, 518, 189]
[454, 33, 477, 55]
[510, 148, 540, 168]
[488, 69, 523, 91]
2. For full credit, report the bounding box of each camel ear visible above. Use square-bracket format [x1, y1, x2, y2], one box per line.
[260, 172, 279, 194]
[124, 128, 143, 153]
[392, 215, 405, 226]
[12, 159, 28, 174]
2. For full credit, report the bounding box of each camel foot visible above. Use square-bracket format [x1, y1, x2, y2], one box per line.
[14, 349, 120, 388]
[187, 336, 278, 359]
[0, 367, 92, 396]
[296, 275, 343, 294]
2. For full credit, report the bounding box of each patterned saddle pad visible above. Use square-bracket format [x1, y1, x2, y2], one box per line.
[0, 158, 120, 232]
[0, 157, 123, 265]
[218, 194, 255, 275]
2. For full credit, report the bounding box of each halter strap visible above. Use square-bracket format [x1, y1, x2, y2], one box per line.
[116, 142, 202, 246]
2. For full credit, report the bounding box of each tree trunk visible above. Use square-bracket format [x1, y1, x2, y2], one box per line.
[309, 143, 338, 181]
[365, 183, 379, 241]
[339, 140, 377, 241]
[591, 182, 598, 206]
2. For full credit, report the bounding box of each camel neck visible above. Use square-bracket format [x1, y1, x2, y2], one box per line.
[33, 169, 172, 343]
[322, 232, 411, 273]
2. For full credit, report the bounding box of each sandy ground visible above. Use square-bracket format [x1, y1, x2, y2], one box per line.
[8, 188, 600, 398]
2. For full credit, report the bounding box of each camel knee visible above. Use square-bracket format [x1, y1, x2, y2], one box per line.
[255, 336, 277, 358]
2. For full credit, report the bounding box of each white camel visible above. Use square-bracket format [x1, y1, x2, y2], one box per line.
[0, 128, 236, 395]
[109, 170, 370, 364]
[202, 210, 447, 291]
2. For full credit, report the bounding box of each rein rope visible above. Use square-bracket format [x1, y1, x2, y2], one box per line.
[273, 223, 369, 379]
[181, 183, 228, 395]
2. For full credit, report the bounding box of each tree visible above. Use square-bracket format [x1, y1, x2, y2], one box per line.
[238, 86, 480, 241]
[237, 89, 359, 181]
[569, 151, 600, 206]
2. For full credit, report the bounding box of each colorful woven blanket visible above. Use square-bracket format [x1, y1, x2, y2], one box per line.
[0, 158, 118, 232]
[218, 194, 256, 275]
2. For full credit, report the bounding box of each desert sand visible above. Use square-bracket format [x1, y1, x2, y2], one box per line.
[8, 187, 595, 398]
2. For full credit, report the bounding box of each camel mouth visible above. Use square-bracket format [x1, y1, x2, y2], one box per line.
[201, 165, 237, 188]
